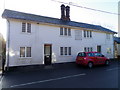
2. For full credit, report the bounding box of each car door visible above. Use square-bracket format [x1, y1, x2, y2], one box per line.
[87, 53, 97, 63]
[94, 53, 105, 64]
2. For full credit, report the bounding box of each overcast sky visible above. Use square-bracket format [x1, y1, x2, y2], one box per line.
[0, 0, 119, 40]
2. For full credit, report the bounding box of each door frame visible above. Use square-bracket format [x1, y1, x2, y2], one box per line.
[44, 44, 52, 65]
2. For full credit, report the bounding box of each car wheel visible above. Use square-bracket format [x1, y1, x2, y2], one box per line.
[88, 62, 93, 68]
[105, 60, 109, 65]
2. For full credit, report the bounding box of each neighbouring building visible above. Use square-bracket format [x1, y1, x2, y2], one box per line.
[114, 37, 120, 59]
[0, 33, 5, 70]
[2, 4, 117, 68]
[0, 33, 3, 62]
[117, 19, 120, 59]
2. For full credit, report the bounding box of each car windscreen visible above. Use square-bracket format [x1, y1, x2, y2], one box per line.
[78, 52, 86, 57]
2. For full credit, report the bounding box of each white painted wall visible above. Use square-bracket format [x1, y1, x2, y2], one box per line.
[6, 19, 114, 67]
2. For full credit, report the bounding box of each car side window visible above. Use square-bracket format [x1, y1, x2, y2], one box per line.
[94, 53, 102, 57]
[78, 53, 86, 57]
[88, 53, 95, 57]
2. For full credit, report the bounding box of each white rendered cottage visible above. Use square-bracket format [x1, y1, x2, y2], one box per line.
[2, 5, 117, 68]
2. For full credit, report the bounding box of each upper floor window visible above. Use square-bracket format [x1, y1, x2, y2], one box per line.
[84, 30, 92, 38]
[75, 30, 82, 40]
[60, 27, 71, 36]
[106, 33, 110, 39]
[22, 22, 31, 33]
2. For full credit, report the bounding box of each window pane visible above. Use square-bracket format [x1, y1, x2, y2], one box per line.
[26, 47, 31, 57]
[68, 47, 71, 55]
[65, 47, 67, 55]
[22, 23, 26, 32]
[60, 27, 63, 35]
[60, 47, 63, 55]
[20, 47, 25, 57]
[64, 28, 67, 35]
[87, 31, 89, 37]
[84, 47, 86, 52]
[75, 30, 82, 40]
[90, 47, 93, 52]
[68, 28, 71, 36]
[90, 31, 92, 37]
[88, 47, 89, 52]
[27, 23, 31, 33]
[84, 31, 86, 37]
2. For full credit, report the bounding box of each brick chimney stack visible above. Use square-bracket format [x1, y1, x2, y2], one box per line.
[61, 4, 66, 20]
[60, 4, 70, 21]
[66, 6, 70, 21]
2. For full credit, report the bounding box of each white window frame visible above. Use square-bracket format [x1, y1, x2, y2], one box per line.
[20, 47, 31, 58]
[22, 22, 31, 33]
[60, 27, 71, 36]
[75, 30, 82, 40]
[84, 47, 93, 52]
[83, 30, 92, 38]
[60, 47, 72, 56]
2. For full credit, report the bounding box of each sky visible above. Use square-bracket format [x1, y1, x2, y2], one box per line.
[0, 0, 119, 40]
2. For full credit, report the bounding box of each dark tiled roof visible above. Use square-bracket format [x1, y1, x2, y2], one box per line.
[114, 37, 120, 44]
[2, 9, 117, 34]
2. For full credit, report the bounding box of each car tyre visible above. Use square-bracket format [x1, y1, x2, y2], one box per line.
[88, 62, 93, 68]
[105, 60, 109, 65]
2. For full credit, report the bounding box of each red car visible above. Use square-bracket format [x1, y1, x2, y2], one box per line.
[76, 52, 109, 68]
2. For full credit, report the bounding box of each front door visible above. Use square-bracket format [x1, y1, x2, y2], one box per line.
[97, 45, 101, 53]
[44, 44, 52, 65]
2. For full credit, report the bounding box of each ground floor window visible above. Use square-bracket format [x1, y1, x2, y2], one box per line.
[107, 48, 111, 54]
[60, 47, 71, 56]
[20, 47, 31, 57]
[84, 47, 93, 52]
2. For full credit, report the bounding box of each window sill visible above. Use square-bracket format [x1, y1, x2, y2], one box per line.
[83, 37, 93, 39]
[59, 55, 73, 57]
[19, 57, 32, 60]
[21, 32, 31, 34]
[59, 35, 72, 38]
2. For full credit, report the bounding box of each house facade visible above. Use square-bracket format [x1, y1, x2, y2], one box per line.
[2, 5, 117, 68]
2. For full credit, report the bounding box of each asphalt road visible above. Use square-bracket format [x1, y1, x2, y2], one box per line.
[1, 60, 120, 88]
